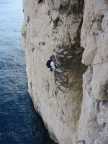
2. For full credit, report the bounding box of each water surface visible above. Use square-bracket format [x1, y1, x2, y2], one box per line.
[0, 0, 54, 144]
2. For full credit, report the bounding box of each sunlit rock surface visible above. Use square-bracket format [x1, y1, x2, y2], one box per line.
[23, 0, 108, 144]
[78, 0, 108, 144]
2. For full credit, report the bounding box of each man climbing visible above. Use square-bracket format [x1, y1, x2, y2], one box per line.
[46, 55, 56, 72]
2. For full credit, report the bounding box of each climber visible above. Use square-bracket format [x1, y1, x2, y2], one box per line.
[46, 55, 56, 72]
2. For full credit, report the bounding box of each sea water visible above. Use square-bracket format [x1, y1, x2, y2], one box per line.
[0, 0, 54, 144]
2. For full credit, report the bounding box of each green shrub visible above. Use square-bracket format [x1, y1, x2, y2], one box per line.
[21, 24, 27, 37]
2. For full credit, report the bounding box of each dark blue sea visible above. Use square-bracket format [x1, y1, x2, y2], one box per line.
[0, 0, 54, 144]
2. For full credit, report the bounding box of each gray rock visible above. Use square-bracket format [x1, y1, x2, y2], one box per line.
[23, 0, 108, 144]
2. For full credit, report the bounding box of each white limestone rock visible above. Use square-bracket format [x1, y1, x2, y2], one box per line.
[23, 0, 108, 144]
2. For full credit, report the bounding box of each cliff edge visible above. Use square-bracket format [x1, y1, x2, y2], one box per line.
[23, 0, 108, 144]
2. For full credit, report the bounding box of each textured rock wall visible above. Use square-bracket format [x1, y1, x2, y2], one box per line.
[78, 0, 108, 144]
[23, 0, 108, 144]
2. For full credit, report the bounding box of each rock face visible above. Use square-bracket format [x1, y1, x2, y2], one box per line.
[78, 1, 108, 144]
[23, 0, 108, 144]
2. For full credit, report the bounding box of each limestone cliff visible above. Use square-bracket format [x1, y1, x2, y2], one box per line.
[23, 0, 108, 144]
